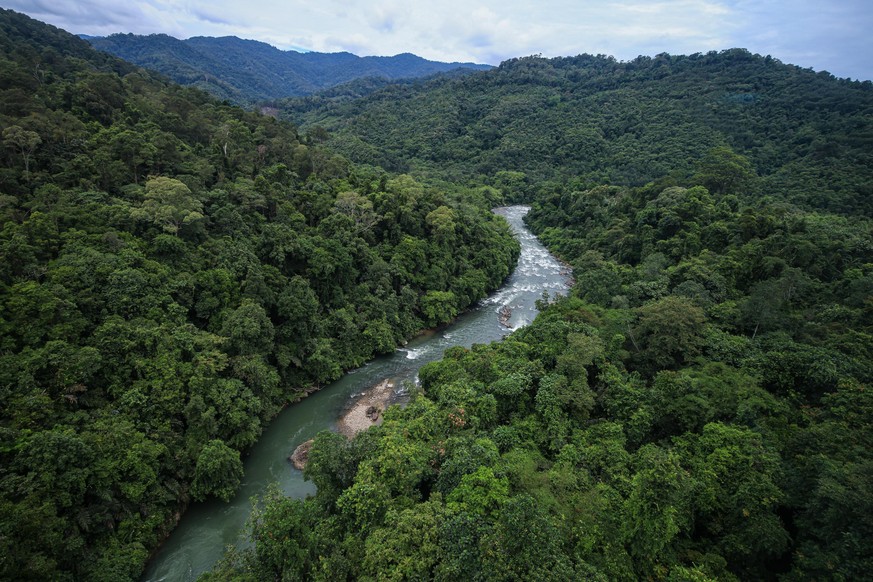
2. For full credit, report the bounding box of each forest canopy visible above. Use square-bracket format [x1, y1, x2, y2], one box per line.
[0, 9, 517, 579]
[210, 39, 872, 582]
[1, 6, 871, 581]
[284, 50, 873, 217]
[209, 162, 873, 581]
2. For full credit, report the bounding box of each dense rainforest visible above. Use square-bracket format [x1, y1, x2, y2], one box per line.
[0, 10, 518, 580]
[2, 6, 872, 582]
[284, 51, 873, 217]
[87, 33, 491, 106]
[206, 35, 873, 582]
[206, 164, 873, 581]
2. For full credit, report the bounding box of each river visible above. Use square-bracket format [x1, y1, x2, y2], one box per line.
[142, 205, 572, 581]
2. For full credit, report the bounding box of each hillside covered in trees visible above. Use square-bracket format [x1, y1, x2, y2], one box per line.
[87, 33, 492, 106]
[0, 9, 518, 579]
[2, 5, 872, 582]
[208, 148, 873, 582]
[209, 41, 872, 582]
[284, 51, 873, 217]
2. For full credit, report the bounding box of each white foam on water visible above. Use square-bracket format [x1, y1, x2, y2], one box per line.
[146, 205, 574, 582]
[403, 347, 428, 360]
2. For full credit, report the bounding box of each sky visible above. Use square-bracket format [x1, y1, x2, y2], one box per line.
[6, 0, 873, 81]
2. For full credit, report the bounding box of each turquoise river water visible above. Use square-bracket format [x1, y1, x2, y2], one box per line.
[143, 205, 572, 581]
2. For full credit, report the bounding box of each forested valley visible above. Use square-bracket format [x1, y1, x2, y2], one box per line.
[208, 28, 872, 582]
[1, 6, 872, 582]
[207, 157, 873, 580]
[0, 10, 518, 579]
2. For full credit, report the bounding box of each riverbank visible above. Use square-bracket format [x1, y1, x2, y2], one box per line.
[142, 205, 572, 582]
[336, 379, 397, 437]
[281, 309, 495, 471]
[289, 379, 400, 469]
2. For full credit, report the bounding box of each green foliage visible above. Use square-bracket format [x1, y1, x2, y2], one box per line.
[215, 259, 870, 578]
[288, 51, 873, 216]
[630, 295, 707, 374]
[6, 8, 871, 581]
[518, 143, 870, 578]
[692, 146, 756, 195]
[130, 176, 204, 236]
[0, 9, 519, 580]
[445, 466, 509, 517]
[420, 289, 458, 327]
[216, 63, 870, 577]
[3, 124, 40, 177]
[362, 498, 448, 581]
[191, 439, 244, 502]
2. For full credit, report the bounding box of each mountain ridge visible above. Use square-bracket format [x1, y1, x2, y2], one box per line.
[86, 32, 492, 104]
[280, 50, 873, 216]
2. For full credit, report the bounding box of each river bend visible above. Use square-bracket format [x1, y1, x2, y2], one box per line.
[143, 205, 572, 581]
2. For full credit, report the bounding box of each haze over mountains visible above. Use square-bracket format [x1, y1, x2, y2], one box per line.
[86, 33, 492, 105]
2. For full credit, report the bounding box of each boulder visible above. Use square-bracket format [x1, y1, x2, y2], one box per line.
[289, 438, 315, 470]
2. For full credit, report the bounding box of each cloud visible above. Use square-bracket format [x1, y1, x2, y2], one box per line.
[723, 0, 873, 79]
[6, 0, 873, 79]
[5, 0, 148, 29]
[191, 7, 235, 26]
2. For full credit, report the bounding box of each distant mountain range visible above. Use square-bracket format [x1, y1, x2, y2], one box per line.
[86, 33, 492, 104]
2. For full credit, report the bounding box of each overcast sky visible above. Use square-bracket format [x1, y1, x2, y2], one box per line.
[7, 0, 873, 81]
